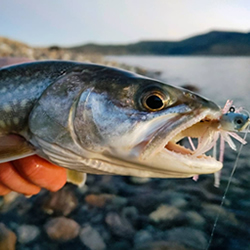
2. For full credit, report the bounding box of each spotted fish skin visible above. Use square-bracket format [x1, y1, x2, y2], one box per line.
[0, 60, 223, 179]
[0, 61, 81, 134]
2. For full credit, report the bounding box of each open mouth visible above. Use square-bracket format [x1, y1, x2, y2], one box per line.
[161, 110, 222, 162]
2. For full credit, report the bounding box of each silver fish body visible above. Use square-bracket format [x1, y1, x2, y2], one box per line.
[0, 61, 223, 179]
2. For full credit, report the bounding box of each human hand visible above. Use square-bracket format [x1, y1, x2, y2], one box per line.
[0, 156, 67, 196]
[0, 58, 67, 196]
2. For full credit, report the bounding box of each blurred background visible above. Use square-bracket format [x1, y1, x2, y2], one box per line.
[0, 1, 250, 250]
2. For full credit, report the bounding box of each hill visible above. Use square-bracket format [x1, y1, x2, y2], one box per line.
[69, 31, 250, 56]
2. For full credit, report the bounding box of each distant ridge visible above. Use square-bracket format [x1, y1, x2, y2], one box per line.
[69, 30, 250, 56]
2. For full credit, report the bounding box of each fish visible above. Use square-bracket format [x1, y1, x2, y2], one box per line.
[0, 60, 240, 185]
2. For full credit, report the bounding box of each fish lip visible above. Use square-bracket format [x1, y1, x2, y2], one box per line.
[164, 109, 221, 149]
[140, 108, 222, 166]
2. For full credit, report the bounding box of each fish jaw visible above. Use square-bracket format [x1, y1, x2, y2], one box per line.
[86, 104, 223, 178]
[134, 109, 223, 177]
[22, 61, 223, 178]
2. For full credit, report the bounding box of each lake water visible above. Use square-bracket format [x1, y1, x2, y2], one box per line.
[106, 56, 250, 110]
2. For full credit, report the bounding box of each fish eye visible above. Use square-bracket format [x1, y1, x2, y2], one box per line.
[229, 107, 235, 113]
[235, 117, 243, 125]
[142, 92, 166, 111]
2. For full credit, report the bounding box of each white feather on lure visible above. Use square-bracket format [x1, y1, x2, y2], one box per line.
[191, 100, 249, 187]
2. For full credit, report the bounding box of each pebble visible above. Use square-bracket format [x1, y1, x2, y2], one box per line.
[121, 206, 138, 221]
[166, 227, 208, 250]
[0, 223, 17, 250]
[1, 192, 23, 213]
[134, 230, 153, 247]
[105, 212, 135, 239]
[169, 196, 188, 208]
[44, 217, 80, 241]
[85, 194, 114, 208]
[129, 177, 151, 184]
[42, 187, 78, 216]
[135, 241, 190, 250]
[185, 211, 205, 227]
[202, 203, 238, 225]
[85, 193, 127, 209]
[130, 192, 162, 213]
[79, 224, 106, 250]
[149, 204, 181, 223]
[111, 196, 128, 208]
[17, 225, 40, 244]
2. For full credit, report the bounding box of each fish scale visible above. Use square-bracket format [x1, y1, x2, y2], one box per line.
[0, 60, 225, 186]
[0, 61, 80, 133]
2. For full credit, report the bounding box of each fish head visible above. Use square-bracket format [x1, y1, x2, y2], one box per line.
[73, 68, 222, 178]
[220, 112, 250, 132]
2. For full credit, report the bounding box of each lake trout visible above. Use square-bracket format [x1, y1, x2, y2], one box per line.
[0, 60, 226, 185]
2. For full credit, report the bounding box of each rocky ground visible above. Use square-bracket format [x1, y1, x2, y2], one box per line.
[0, 36, 161, 78]
[1, 161, 250, 250]
[1, 37, 250, 250]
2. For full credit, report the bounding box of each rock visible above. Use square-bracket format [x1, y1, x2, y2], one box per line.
[202, 203, 238, 225]
[16, 225, 40, 244]
[42, 187, 78, 216]
[166, 227, 208, 250]
[149, 205, 181, 223]
[105, 212, 135, 239]
[77, 184, 89, 195]
[85, 194, 114, 208]
[129, 177, 151, 184]
[134, 230, 153, 247]
[121, 206, 138, 221]
[79, 224, 106, 250]
[130, 192, 162, 213]
[111, 196, 128, 208]
[186, 211, 205, 227]
[169, 196, 187, 208]
[44, 217, 80, 241]
[135, 241, 191, 250]
[0, 223, 17, 250]
[85, 194, 127, 208]
[108, 240, 132, 250]
[1, 192, 21, 212]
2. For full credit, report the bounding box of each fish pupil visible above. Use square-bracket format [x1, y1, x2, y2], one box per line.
[235, 118, 243, 125]
[229, 107, 235, 113]
[146, 95, 164, 110]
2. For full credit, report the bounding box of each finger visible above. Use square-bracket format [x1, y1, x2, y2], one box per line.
[0, 162, 41, 195]
[13, 156, 67, 192]
[0, 182, 11, 196]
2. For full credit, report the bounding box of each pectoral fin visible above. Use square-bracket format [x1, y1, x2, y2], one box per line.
[66, 169, 86, 187]
[0, 134, 35, 163]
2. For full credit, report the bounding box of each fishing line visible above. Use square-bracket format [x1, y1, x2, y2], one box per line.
[205, 130, 249, 250]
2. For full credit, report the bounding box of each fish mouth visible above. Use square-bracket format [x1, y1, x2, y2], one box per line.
[164, 112, 218, 156]
[140, 109, 223, 175]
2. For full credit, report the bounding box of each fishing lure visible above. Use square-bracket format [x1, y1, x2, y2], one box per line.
[191, 100, 250, 186]
[205, 102, 250, 250]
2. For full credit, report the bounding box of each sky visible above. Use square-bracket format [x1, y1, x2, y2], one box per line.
[1, 0, 250, 47]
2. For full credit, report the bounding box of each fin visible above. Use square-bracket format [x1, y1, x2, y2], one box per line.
[66, 169, 87, 187]
[0, 134, 35, 163]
